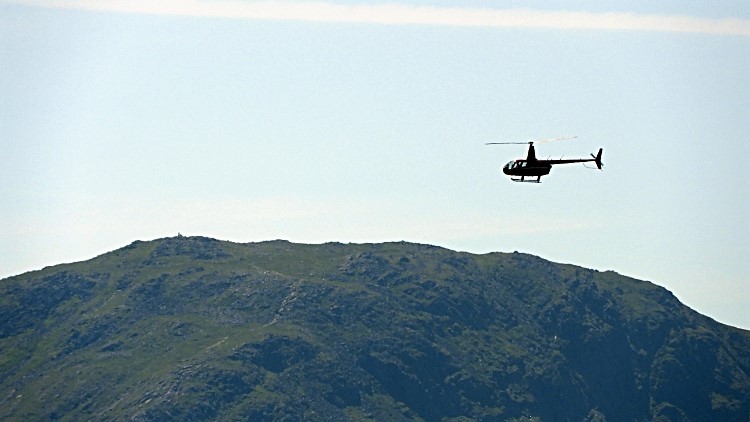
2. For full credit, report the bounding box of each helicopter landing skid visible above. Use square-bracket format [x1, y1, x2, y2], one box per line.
[511, 177, 542, 183]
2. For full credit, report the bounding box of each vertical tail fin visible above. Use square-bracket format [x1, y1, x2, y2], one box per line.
[591, 148, 603, 169]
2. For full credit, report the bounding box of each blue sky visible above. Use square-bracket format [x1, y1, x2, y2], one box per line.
[1, 1, 748, 328]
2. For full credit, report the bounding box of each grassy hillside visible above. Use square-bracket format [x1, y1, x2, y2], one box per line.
[1, 236, 748, 421]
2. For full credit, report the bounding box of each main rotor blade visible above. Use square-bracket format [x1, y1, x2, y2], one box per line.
[486, 136, 576, 146]
[537, 135, 577, 144]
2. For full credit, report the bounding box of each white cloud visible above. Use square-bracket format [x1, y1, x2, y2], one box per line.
[9, 0, 750, 36]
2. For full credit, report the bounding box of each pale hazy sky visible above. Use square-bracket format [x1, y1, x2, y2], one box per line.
[1, 1, 748, 328]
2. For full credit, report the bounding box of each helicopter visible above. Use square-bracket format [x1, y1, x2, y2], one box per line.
[486, 137, 603, 183]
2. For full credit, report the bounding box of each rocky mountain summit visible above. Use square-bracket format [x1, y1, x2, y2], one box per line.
[1, 236, 748, 421]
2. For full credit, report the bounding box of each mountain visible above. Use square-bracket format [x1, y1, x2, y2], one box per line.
[1, 236, 748, 421]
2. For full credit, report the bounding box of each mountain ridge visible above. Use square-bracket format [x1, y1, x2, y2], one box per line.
[1, 236, 748, 421]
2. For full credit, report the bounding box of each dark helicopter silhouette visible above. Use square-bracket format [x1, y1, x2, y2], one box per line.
[487, 137, 603, 183]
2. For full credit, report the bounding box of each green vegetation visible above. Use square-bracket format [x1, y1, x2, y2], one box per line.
[1, 236, 748, 421]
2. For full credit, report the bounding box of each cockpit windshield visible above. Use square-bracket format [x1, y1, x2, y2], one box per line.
[504, 160, 526, 170]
